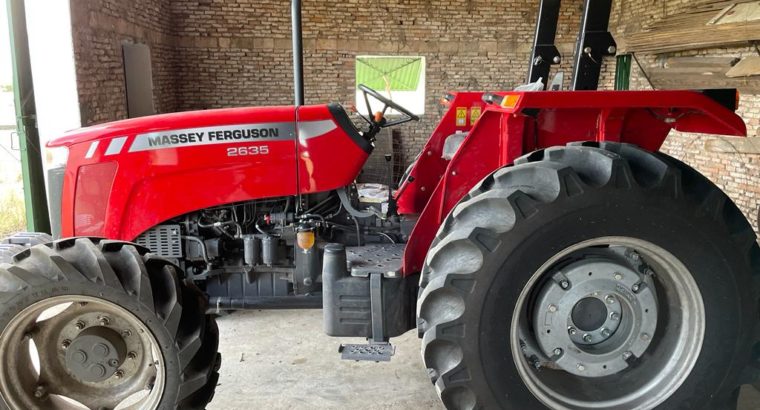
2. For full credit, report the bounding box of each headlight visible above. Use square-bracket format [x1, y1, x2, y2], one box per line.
[45, 145, 69, 168]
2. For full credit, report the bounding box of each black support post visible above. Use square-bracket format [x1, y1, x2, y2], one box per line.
[527, 0, 563, 87]
[571, 0, 617, 90]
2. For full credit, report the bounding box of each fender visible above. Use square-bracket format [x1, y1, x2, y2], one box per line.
[397, 90, 747, 274]
[49, 104, 369, 240]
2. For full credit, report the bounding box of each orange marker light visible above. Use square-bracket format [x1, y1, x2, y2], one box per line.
[501, 94, 520, 109]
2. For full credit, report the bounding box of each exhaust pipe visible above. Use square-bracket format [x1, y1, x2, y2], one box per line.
[292, 0, 304, 106]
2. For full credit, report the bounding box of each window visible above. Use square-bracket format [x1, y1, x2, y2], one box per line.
[355, 56, 426, 116]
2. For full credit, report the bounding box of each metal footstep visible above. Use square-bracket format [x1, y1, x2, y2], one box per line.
[339, 342, 395, 362]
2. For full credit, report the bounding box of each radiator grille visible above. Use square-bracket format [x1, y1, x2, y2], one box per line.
[135, 224, 183, 258]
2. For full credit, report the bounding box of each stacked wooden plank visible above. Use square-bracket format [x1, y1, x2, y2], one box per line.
[646, 56, 760, 93]
[623, 1, 760, 54]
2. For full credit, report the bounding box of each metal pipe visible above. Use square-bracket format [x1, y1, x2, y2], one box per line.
[208, 296, 323, 313]
[181, 235, 210, 264]
[7, 0, 51, 233]
[615, 54, 632, 91]
[291, 0, 304, 106]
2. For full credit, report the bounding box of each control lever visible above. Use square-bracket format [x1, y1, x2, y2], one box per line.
[385, 154, 398, 217]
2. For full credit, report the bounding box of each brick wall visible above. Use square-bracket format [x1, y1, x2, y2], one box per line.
[69, 0, 177, 125]
[70, 0, 587, 157]
[69, 0, 758, 233]
[167, 0, 586, 164]
[598, 0, 760, 235]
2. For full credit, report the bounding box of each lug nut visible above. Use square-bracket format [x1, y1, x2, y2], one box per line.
[623, 351, 633, 360]
[127, 351, 137, 360]
[628, 251, 641, 262]
[98, 316, 110, 326]
[33, 385, 46, 399]
[583, 334, 592, 343]
[553, 348, 563, 357]
[632, 283, 641, 293]
[75, 320, 86, 330]
[78, 302, 88, 307]
[559, 280, 570, 289]
[568, 326, 577, 335]
[114, 370, 124, 379]
[605, 295, 616, 305]
[61, 339, 72, 349]
[641, 333, 651, 341]
[601, 328, 611, 338]
[548, 304, 558, 313]
[577, 363, 586, 371]
[122, 329, 132, 338]
[610, 312, 620, 321]
[614, 272, 623, 280]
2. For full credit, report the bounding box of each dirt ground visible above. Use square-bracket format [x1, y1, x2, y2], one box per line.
[210, 309, 760, 410]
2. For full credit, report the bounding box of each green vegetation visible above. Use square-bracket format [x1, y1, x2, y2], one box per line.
[0, 84, 12, 93]
[0, 190, 26, 238]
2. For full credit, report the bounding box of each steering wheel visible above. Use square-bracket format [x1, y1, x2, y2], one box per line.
[358, 84, 420, 129]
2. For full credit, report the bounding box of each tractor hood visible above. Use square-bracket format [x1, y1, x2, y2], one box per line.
[49, 103, 372, 241]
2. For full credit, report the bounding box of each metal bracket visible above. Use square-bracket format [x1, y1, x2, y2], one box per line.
[369, 273, 385, 343]
[10, 131, 20, 151]
[528, 0, 563, 87]
[338, 272, 396, 362]
[571, 0, 617, 90]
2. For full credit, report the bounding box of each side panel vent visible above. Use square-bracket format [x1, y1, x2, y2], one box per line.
[135, 224, 182, 258]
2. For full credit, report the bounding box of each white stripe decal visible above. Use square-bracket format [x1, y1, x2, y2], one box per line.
[85, 141, 99, 159]
[298, 120, 338, 141]
[105, 137, 128, 156]
[128, 122, 296, 153]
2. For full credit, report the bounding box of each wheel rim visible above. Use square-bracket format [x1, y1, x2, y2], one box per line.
[511, 237, 705, 410]
[0, 295, 166, 409]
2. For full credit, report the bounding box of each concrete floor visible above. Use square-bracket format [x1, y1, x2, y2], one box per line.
[210, 310, 760, 410]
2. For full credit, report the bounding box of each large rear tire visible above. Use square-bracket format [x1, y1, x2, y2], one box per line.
[418, 142, 760, 409]
[0, 238, 220, 409]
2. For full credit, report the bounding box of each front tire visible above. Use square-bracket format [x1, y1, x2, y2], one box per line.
[418, 142, 760, 409]
[1, 232, 54, 264]
[0, 238, 220, 410]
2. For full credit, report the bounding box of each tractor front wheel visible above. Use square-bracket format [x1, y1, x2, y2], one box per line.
[418, 142, 760, 409]
[0, 238, 220, 410]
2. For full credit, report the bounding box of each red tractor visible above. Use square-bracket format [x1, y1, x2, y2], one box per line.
[1, 1, 758, 409]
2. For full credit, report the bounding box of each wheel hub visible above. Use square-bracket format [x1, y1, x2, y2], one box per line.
[65, 326, 127, 382]
[571, 297, 607, 332]
[532, 252, 658, 377]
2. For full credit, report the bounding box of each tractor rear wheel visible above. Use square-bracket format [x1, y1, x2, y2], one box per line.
[0, 238, 220, 410]
[418, 142, 760, 409]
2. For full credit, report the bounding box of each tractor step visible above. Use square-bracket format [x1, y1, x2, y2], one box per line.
[339, 342, 395, 362]
[346, 243, 404, 278]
